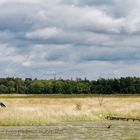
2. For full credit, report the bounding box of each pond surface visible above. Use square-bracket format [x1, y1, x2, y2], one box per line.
[0, 121, 140, 140]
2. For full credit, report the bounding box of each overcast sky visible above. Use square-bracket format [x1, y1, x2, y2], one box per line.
[0, 0, 140, 79]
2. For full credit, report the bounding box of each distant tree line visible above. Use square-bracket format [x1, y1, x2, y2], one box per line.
[0, 77, 140, 94]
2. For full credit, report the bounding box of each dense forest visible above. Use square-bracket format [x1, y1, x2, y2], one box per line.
[0, 77, 140, 94]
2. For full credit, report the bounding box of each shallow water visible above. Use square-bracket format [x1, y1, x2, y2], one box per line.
[0, 121, 140, 140]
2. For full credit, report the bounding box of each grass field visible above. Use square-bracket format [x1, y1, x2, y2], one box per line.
[0, 94, 140, 126]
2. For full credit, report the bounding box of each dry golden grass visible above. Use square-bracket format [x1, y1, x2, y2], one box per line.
[0, 95, 140, 126]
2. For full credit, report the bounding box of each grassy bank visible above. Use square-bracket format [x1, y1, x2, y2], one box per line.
[0, 94, 140, 126]
[0, 94, 140, 98]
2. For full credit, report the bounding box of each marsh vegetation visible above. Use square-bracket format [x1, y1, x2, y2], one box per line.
[0, 94, 140, 126]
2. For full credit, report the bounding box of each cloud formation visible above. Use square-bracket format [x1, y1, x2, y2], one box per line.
[0, 0, 140, 79]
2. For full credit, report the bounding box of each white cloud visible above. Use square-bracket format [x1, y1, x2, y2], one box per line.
[26, 27, 62, 39]
[0, 0, 140, 79]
